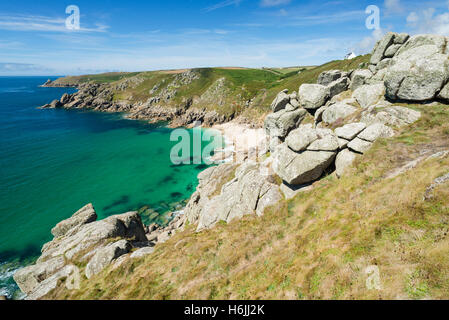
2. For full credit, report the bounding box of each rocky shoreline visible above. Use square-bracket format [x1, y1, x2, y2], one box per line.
[41, 74, 234, 128]
[13, 203, 187, 300]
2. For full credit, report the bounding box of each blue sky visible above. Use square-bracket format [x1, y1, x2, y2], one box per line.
[0, 0, 448, 75]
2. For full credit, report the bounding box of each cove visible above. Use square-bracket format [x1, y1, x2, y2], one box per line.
[0, 76, 221, 298]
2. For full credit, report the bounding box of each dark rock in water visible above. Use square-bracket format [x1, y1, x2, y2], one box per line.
[195, 164, 209, 170]
[103, 195, 130, 211]
[170, 192, 183, 198]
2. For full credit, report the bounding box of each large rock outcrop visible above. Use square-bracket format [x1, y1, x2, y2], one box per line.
[185, 162, 283, 231]
[13, 205, 151, 300]
[369, 32, 449, 102]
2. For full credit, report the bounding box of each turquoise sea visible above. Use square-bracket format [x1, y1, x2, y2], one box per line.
[0, 77, 221, 298]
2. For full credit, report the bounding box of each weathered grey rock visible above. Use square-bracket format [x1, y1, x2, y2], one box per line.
[350, 69, 373, 90]
[39, 211, 146, 263]
[328, 77, 350, 98]
[370, 32, 396, 65]
[13, 256, 66, 295]
[360, 106, 421, 127]
[51, 203, 97, 238]
[376, 58, 392, 70]
[335, 149, 358, 177]
[269, 136, 282, 152]
[314, 105, 327, 124]
[271, 91, 290, 112]
[437, 82, 449, 101]
[85, 240, 131, 279]
[383, 34, 449, 101]
[285, 124, 318, 152]
[395, 34, 447, 56]
[321, 102, 358, 124]
[347, 138, 373, 154]
[289, 92, 297, 100]
[285, 103, 296, 111]
[307, 134, 339, 152]
[371, 68, 388, 82]
[13, 203, 150, 299]
[384, 45, 402, 58]
[352, 83, 385, 109]
[335, 122, 367, 140]
[264, 108, 307, 138]
[192, 162, 282, 230]
[298, 84, 330, 110]
[318, 70, 343, 86]
[26, 265, 79, 300]
[394, 33, 409, 44]
[273, 143, 336, 185]
[357, 123, 394, 142]
[290, 98, 300, 109]
[130, 247, 155, 259]
[338, 138, 350, 149]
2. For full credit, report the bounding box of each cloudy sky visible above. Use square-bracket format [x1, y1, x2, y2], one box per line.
[0, 0, 448, 75]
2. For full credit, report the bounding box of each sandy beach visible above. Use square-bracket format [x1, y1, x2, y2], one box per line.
[211, 122, 268, 163]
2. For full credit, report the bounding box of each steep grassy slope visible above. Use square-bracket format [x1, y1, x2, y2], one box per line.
[48, 103, 449, 300]
[48, 55, 370, 124]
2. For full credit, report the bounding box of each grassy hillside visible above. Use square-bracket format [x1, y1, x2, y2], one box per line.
[49, 55, 370, 124]
[47, 103, 449, 300]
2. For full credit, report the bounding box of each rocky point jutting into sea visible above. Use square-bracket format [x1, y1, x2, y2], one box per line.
[14, 32, 449, 299]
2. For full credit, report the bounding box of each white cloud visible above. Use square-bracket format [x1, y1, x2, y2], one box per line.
[260, 0, 291, 7]
[357, 28, 385, 54]
[406, 12, 419, 24]
[384, 0, 403, 14]
[0, 62, 52, 74]
[406, 7, 449, 36]
[203, 0, 243, 12]
[287, 10, 365, 26]
[0, 14, 108, 33]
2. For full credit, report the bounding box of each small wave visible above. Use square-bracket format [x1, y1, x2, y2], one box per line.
[0, 266, 20, 281]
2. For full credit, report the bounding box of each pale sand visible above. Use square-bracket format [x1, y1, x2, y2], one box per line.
[211, 122, 268, 163]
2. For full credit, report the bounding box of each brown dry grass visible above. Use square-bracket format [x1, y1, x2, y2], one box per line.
[47, 104, 449, 300]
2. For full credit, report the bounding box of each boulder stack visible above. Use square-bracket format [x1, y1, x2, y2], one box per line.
[369, 32, 449, 102]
